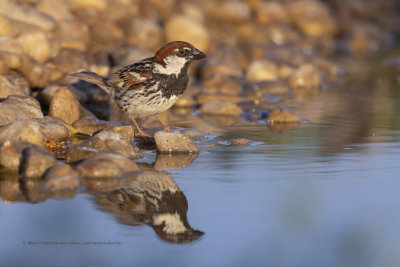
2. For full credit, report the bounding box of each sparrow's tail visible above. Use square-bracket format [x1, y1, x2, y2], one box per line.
[69, 71, 109, 92]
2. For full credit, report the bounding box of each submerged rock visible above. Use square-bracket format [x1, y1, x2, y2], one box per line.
[75, 153, 139, 179]
[154, 131, 199, 154]
[227, 138, 252, 147]
[79, 131, 135, 158]
[0, 120, 47, 146]
[267, 109, 301, 123]
[0, 141, 35, 172]
[21, 146, 58, 179]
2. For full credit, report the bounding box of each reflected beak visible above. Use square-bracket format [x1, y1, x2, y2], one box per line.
[191, 48, 206, 60]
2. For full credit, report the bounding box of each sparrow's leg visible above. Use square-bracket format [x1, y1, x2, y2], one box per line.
[155, 114, 172, 133]
[131, 117, 152, 138]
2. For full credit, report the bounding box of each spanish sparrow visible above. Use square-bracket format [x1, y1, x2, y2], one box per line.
[71, 41, 206, 137]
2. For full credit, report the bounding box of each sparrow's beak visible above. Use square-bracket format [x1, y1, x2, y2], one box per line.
[191, 48, 206, 60]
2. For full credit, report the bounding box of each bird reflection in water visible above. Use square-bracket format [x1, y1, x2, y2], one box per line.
[93, 153, 203, 243]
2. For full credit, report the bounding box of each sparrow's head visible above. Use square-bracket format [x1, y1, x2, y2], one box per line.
[153, 41, 206, 75]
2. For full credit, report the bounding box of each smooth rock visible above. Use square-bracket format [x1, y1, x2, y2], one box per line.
[0, 51, 23, 74]
[173, 94, 196, 108]
[154, 131, 199, 154]
[289, 64, 322, 89]
[0, 103, 36, 126]
[200, 99, 243, 116]
[79, 131, 135, 158]
[48, 86, 80, 124]
[246, 60, 279, 82]
[197, 94, 245, 105]
[21, 146, 58, 179]
[43, 164, 80, 192]
[2, 95, 43, 119]
[68, 0, 107, 10]
[0, 74, 30, 98]
[65, 147, 101, 163]
[17, 31, 58, 63]
[40, 84, 87, 108]
[37, 0, 74, 22]
[0, 3, 55, 31]
[227, 138, 252, 146]
[202, 74, 243, 95]
[267, 109, 301, 124]
[181, 129, 207, 141]
[0, 14, 42, 37]
[75, 153, 139, 179]
[205, 0, 251, 22]
[104, 125, 135, 144]
[256, 1, 288, 24]
[127, 18, 162, 51]
[72, 118, 126, 136]
[0, 141, 35, 172]
[0, 37, 23, 55]
[0, 120, 47, 146]
[165, 15, 209, 52]
[18, 58, 63, 88]
[31, 116, 72, 141]
[288, 0, 338, 37]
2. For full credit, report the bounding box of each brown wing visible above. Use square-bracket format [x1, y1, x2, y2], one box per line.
[105, 58, 154, 91]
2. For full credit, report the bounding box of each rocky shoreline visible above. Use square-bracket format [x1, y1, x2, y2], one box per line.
[1, 0, 400, 202]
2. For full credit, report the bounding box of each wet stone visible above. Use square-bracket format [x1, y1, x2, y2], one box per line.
[103, 125, 135, 144]
[154, 131, 199, 154]
[48, 86, 80, 124]
[0, 95, 44, 126]
[75, 153, 139, 179]
[197, 94, 245, 105]
[78, 131, 135, 158]
[165, 15, 209, 52]
[0, 74, 30, 98]
[65, 147, 101, 163]
[40, 85, 87, 108]
[267, 109, 301, 124]
[181, 129, 208, 141]
[0, 120, 47, 147]
[200, 99, 243, 116]
[31, 116, 72, 141]
[227, 138, 252, 147]
[202, 75, 243, 95]
[21, 146, 58, 179]
[289, 64, 322, 89]
[72, 118, 126, 136]
[246, 60, 279, 82]
[43, 164, 80, 193]
[0, 141, 35, 172]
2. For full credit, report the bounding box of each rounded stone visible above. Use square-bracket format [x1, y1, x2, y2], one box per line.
[165, 15, 209, 52]
[79, 131, 135, 158]
[267, 109, 301, 124]
[0, 74, 29, 98]
[31, 116, 72, 141]
[21, 146, 58, 179]
[154, 131, 199, 154]
[200, 99, 243, 116]
[75, 153, 139, 179]
[289, 64, 322, 89]
[0, 141, 35, 172]
[48, 86, 80, 125]
[246, 60, 279, 82]
[0, 120, 47, 146]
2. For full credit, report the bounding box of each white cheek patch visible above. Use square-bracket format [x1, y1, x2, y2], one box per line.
[153, 212, 186, 234]
[154, 55, 187, 76]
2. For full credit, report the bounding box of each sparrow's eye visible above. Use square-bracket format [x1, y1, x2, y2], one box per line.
[177, 49, 187, 57]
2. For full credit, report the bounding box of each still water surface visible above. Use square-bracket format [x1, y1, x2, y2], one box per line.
[1, 52, 400, 267]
